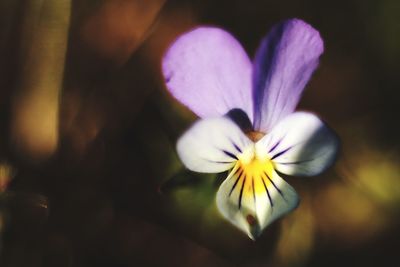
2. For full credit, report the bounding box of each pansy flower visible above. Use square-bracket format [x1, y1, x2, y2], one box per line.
[162, 19, 339, 240]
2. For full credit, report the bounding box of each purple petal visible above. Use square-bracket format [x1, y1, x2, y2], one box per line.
[252, 19, 324, 132]
[162, 27, 253, 120]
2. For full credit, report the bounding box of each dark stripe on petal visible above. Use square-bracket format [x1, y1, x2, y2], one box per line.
[223, 150, 239, 160]
[274, 158, 315, 165]
[227, 137, 243, 154]
[264, 171, 286, 201]
[202, 155, 234, 164]
[268, 138, 282, 153]
[260, 176, 273, 207]
[229, 169, 243, 197]
[233, 142, 242, 153]
[238, 174, 247, 210]
[270, 145, 294, 160]
[265, 134, 273, 150]
[206, 159, 233, 164]
[252, 176, 256, 206]
[270, 140, 307, 160]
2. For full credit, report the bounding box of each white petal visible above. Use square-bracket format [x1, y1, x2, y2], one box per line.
[216, 168, 299, 240]
[177, 117, 252, 173]
[255, 112, 339, 176]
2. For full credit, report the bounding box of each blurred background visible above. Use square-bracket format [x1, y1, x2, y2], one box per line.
[0, 0, 399, 266]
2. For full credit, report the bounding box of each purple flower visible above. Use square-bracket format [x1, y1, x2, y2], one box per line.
[162, 19, 339, 240]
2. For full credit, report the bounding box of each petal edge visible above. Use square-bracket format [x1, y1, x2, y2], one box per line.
[163, 27, 253, 119]
[177, 117, 252, 173]
[256, 112, 339, 176]
[216, 168, 299, 239]
[252, 19, 324, 132]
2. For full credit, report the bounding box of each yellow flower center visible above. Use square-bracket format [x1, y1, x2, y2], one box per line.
[227, 140, 276, 207]
[238, 157, 275, 194]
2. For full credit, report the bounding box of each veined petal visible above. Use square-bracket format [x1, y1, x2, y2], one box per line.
[177, 117, 252, 173]
[252, 19, 324, 132]
[216, 161, 299, 240]
[255, 112, 339, 176]
[162, 27, 253, 120]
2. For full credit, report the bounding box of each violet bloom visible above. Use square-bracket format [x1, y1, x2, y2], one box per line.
[162, 19, 339, 240]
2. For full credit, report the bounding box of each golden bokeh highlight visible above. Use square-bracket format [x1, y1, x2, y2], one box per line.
[275, 195, 315, 267]
[0, 163, 14, 193]
[11, 0, 71, 161]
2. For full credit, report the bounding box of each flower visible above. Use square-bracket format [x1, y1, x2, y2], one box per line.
[162, 19, 339, 240]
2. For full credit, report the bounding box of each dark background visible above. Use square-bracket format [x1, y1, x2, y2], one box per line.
[0, 0, 399, 266]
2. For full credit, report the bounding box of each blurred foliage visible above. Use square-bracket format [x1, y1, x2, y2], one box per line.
[0, 0, 398, 266]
